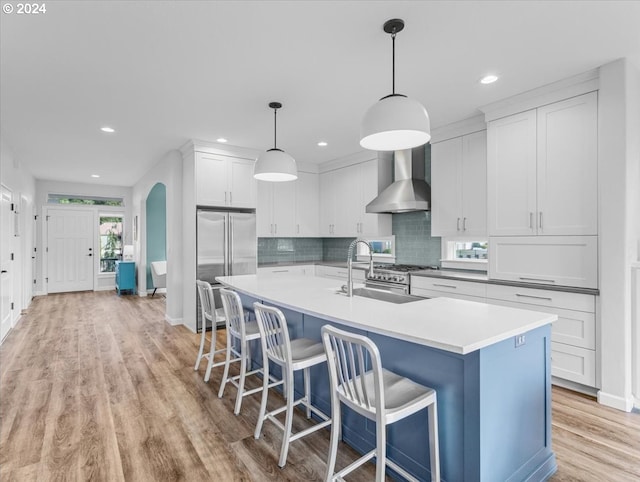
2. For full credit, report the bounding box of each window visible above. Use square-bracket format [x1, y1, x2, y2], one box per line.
[441, 239, 488, 271]
[454, 241, 487, 260]
[48, 194, 124, 206]
[100, 215, 123, 273]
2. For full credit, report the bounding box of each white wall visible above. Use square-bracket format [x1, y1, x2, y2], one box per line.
[597, 58, 639, 412]
[34, 180, 132, 294]
[0, 136, 36, 337]
[626, 59, 640, 408]
[132, 149, 183, 325]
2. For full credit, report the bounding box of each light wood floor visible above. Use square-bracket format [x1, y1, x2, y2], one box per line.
[1, 292, 638, 481]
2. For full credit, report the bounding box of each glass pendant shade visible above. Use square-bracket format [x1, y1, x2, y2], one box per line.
[360, 94, 431, 151]
[253, 148, 297, 182]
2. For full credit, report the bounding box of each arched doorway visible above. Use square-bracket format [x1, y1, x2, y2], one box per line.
[145, 183, 167, 295]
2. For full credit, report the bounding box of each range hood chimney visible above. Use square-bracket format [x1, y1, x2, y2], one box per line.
[365, 145, 430, 213]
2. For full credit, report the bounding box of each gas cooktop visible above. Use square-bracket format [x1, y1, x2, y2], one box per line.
[373, 264, 439, 273]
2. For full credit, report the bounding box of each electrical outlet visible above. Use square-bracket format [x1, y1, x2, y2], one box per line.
[515, 335, 526, 347]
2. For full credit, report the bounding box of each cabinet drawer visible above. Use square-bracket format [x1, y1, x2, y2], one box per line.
[485, 284, 594, 312]
[411, 277, 487, 298]
[316, 266, 365, 281]
[258, 265, 315, 276]
[488, 236, 598, 289]
[411, 287, 485, 303]
[484, 296, 595, 350]
[551, 342, 596, 387]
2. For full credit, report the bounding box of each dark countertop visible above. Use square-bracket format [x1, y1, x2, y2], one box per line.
[258, 261, 599, 295]
[411, 269, 600, 296]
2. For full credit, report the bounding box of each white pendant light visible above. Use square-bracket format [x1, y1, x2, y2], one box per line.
[254, 102, 298, 182]
[360, 19, 431, 151]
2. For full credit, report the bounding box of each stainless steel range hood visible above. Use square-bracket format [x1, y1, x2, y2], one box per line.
[365, 145, 430, 213]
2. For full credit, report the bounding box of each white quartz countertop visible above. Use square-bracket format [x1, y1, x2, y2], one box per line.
[216, 274, 556, 355]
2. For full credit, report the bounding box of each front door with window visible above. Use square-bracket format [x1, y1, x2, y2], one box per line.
[46, 208, 94, 293]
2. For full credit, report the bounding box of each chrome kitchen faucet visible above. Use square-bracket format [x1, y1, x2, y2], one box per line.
[346, 239, 374, 297]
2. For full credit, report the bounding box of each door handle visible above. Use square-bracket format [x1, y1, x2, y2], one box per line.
[463, 218, 467, 231]
[87, 254, 92, 257]
[539, 212, 543, 229]
[1, 270, 7, 274]
[457, 218, 460, 231]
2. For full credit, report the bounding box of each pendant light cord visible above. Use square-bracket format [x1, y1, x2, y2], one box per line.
[391, 31, 396, 95]
[273, 107, 278, 149]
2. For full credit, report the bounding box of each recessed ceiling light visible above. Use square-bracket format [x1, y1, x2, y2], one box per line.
[100, 126, 115, 133]
[480, 74, 499, 85]
[217, 138, 228, 143]
[91, 174, 100, 178]
[317, 141, 328, 147]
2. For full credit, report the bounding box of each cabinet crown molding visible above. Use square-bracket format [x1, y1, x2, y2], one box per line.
[480, 68, 599, 122]
[180, 139, 260, 161]
[431, 115, 486, 143]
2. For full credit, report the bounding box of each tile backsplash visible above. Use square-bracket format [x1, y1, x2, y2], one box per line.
[257, 237, 323, 264]
[392, 212, 441, 266]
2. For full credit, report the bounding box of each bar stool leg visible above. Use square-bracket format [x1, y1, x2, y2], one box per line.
[254, 354, 270, 439]
[325, 401, 341, 482]
[428, 398, 440, 481]
[278, 367, 296, 468]
[204, 328, 216, 382]
[375, 416, 387, 482]
[218, 329, 232, 398]
[304, 367, 311, 418]
[194, 326, 206, 370]
[234, 339, 248, 415]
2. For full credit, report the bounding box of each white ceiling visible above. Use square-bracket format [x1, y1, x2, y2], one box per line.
[2, 1, 639, 187]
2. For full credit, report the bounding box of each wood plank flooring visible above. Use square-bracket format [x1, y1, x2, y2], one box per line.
[1, 291, 639, 481]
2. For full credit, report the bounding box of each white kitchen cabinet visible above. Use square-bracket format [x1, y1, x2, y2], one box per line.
[487, 92, 597, 237]
[257, 172, 319, 238]
[485, 284, 597, 387]
[257, 180, 296, 237]
[195, 152, 256, 208]
[431, 130, 487, 237]
[319, 159, 391, 237]
[488, 235, 598, 289]
[410, 276, 487, 300]
[295, 172, 319, 237]
[315, 265, 365, 282]
[258, 265, 315, 276]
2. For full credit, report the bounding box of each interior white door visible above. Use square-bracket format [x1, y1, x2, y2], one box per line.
[46, 208, 94, 293]
[1, 186, 14, 341]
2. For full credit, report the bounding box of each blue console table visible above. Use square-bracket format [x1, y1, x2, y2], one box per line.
[115, 261, 136, 295]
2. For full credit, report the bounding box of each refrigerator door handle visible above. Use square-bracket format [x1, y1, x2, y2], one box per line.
[223, 215, 228, 276]
[229, 216, 234, 276]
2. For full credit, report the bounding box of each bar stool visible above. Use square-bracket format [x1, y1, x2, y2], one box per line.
[253, 302, 332, 468]
[321, 324, 440, 482]
[218, 288, 277, 415]
[194, 280, 226, 382]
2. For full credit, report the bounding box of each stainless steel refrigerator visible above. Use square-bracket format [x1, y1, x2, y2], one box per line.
[196, 208, 256, 331]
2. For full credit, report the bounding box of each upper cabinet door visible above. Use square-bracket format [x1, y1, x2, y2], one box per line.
[536, 92, 598, 235]
[256, 181, 273, 237]
[228, 159, 257, 208]
[431, 137, 463, 237]
[271, 181, 296, 237]
[461, 130, 487, 237]
[196, 153, 228, 207]
[295, 172, 319, 237]
[487, 109, 537, 236]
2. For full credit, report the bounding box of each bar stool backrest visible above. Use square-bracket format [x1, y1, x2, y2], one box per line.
[321, 325, 385, 417]
[253, 302, 293, 366]
[219, 288, 246, 338]
[196, 280, 216, 330]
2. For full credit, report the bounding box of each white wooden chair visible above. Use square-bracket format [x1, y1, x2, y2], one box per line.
[218, 288, 277, 415]
[253, 302, 332, 468]
[321, 324, 440, 482]
[194, 280, 226, 382]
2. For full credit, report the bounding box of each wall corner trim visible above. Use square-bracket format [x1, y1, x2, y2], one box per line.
[597, 390, 635, 412]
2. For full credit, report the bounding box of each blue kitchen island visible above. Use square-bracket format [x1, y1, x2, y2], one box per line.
[217, 274, 558, 482]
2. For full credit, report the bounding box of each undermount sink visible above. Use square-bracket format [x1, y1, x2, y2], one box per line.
[338, 286, 425, 304]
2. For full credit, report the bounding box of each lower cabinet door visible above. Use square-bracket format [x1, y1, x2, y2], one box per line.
[551, 342, 596, 386]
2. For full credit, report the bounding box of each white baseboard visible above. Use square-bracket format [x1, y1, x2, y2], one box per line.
[597, 390, 635, 412]
[552, 377, 598, 397]
[165, 314, 182, 326]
